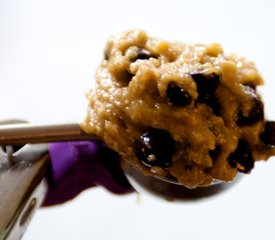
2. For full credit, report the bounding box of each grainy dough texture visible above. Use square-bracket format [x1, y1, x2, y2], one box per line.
[83, 30, 274, 188]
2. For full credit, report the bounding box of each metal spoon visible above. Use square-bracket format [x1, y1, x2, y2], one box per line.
[0, 120, 274, 185]
[0, 120, 273, 239]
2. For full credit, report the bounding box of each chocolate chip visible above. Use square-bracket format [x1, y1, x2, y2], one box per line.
[191, 72, 221, 115]
[260, 121, 275, 146]
[135, 128, 175, 168]
[243, 82, 256, 90]
[228, 140, 254, 173]
[191, 72, 219, 102]
[136, 49, 153, 60]
[166, 81, 192, 106]
[236, 86, 264, 126]
[130, 49, 154, 62]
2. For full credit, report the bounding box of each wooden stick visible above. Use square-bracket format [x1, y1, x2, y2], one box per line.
[0, 123, 99, 145]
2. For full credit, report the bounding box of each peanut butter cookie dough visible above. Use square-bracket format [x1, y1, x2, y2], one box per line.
[83, 30, 274, 188]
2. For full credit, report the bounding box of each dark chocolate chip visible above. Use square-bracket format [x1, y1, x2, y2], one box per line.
[130, 49, 154, 62]
[236, 87, 264, 126]
[191, 72, 221, 115]
[243, 82, 256, 90]
[209, 145, 221, 162]
[228, 140, 254, 173]
[135, 128, 175, 168]
[166, 81, 192, 106]
[191, 72, 219, 102]
[260, 121, 275, 146]
[135, 49, 153, 60]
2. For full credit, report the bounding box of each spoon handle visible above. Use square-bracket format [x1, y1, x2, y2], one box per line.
[0, 120, 274, 147]
[0, 122, 99, 145]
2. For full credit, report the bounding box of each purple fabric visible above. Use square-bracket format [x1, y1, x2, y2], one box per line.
[43, 141, 134, 206]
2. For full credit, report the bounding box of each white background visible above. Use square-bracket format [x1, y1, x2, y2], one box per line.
[1, 0, 275, 239]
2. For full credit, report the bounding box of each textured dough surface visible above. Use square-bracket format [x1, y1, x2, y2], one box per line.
[83, 30, 273, 188]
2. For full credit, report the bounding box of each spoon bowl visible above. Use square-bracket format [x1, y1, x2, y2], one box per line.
[121, 160, 242, 201]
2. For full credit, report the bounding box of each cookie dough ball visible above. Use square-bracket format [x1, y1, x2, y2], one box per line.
[83, 30, 273, 188]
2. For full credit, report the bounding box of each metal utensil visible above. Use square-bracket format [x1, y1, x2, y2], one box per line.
[0, 143, 50, 240]
[0, 123, 99, 146]
[0, 120, 274, 239]
[0, 121, 273, 147]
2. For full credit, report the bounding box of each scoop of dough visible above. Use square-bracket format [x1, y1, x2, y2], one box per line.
[83, 30, 274, 188]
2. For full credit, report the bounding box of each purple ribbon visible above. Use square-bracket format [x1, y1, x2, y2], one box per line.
[43, 141, 134, 206]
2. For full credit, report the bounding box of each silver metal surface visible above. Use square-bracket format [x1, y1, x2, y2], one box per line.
[0, 144, 50, 240]
[0, 120, 98, 239]
[0, 123, 98, 145]
[121, 160, 240, 201]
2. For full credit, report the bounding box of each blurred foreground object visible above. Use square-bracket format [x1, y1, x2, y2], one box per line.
[0, 139, 133, 240]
